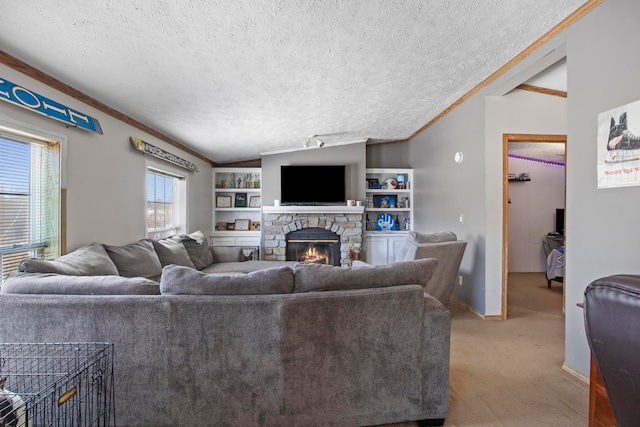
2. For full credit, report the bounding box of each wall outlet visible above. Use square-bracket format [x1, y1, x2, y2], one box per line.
[458, 275, 463, 286]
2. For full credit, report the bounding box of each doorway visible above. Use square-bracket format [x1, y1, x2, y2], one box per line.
[501, 134, 566, 319]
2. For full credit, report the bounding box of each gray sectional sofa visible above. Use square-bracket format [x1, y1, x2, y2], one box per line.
[0, 232, 452, 426]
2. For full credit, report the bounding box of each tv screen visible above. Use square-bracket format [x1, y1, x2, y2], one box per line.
[555, 208, 565, 235]
[281, 165, 346, 204]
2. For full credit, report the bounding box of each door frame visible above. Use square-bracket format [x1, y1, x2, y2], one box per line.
[501, 133, 566, 319]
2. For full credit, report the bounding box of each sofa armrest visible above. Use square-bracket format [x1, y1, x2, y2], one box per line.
[421, 293, 451, 418]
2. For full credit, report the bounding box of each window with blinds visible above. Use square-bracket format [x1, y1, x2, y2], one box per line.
[146, 167, 186, 240]
[0, 135, 60, 281]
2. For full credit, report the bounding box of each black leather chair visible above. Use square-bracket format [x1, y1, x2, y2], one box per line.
[584, 275, 640, 427]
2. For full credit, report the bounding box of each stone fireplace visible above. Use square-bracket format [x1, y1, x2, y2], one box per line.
[262, 207, 364, 267]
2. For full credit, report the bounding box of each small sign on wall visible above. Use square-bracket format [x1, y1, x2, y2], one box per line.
[0, 76, 103, 134]
[598, 99, 640, 188]
[131, 136, 199, 172]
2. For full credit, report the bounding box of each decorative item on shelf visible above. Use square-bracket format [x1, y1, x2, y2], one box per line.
[402, 217, 410, 230]
[215, 222, 227, 231]
[376, 213, 397, 231]
[403, 197, 409, 208]
[250, 221, 261, 231]
[220, 179, 226, 188]
[216, 195, 232, 208]
[366, 196, 374, 208]
[234, 219, 250, 231]
[245, 174, 252, 188]
[373, 194, 397, 208]
[249, 195, 261, 208]
[235, 193, 247, 207]
[227, 222, 235, 231]
[237, 177, 242, 188]
[384, 177, 397, 189]
[253, 173, 260, 188]
[396, 174, 407, 189]
[230, 173, 236, 188]
[366, 178, 380, 189]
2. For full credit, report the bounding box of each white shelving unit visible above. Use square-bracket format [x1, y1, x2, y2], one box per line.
[364, 168, 414, 265]
[212, 167, 262, 248]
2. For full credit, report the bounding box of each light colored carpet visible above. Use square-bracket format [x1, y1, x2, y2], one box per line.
[380, 272, 589, 427]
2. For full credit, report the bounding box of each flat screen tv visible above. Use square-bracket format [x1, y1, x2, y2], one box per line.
[281, 165, 346, 204]
[556, 208, 565, 235]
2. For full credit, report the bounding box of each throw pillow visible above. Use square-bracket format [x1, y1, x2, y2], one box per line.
[293, 258, 438, 293]
[18, 243, 119, 276]
[395, 230, 458, 262]
[1, 272, 160, 295]
[103, 239, 163, 279]
[160, 265, 294, 295]
[173, 231, 214, 270]
[151, 238, 195, 268]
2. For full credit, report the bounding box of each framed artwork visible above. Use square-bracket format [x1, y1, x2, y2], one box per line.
[373, 194, 397, 208]
[226, 222, 235, 231]
[235, 192, 247, 207]
[249, 195, 261, 208]
[366, 178, 379, 189]
[215, 222, 227, 231]
[216, 195, 232, 208]
[234, 218, 250, 231]
[250, 221, 261, 231]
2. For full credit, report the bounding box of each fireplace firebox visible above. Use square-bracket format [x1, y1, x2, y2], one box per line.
[286, 228, 341, 266]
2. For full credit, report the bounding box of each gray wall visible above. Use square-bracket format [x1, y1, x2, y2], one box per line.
[564, 0, 640, 375]
[261, 143, 366, 206]
[0, 63, 213, 250]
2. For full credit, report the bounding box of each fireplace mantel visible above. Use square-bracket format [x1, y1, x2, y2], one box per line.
[263, 205, 365, 214]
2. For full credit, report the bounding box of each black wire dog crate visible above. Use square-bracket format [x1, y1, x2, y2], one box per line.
[0, 342, 115, 426]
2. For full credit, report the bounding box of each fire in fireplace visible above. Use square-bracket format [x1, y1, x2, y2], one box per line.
[286, 228, 341, 266]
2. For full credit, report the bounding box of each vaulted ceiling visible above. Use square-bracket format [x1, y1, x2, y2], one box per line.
[0, 1, 587, 164]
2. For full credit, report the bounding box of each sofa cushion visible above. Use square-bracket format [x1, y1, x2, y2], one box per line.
[1, 272, 159, 295]
[103, 239, 163, 279]
[293, 258, 438, 293]
[160, 265, 295, 295]
[172, 231, 214, 270]
[151, 238, 195, 268]
[395, 230, 458, 262]
[18, 243, 119, 276]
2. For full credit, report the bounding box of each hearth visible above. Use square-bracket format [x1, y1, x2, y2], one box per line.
[286, 228, 341, 266]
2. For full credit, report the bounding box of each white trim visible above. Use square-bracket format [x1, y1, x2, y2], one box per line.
[263, 205, 364, 214]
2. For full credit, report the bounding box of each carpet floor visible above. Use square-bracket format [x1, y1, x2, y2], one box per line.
[381, 272, 589, 427]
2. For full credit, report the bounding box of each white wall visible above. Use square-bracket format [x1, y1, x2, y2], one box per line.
[0, 63, 212, 250]
[507, 157, 565, 272]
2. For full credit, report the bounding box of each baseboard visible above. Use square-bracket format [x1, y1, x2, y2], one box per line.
[450, 297, 503, 320]
[562, 362, 589, 384]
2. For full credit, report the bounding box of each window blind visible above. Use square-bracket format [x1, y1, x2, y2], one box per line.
[146, 168, 184, 240]
[0, 135, 60, 281]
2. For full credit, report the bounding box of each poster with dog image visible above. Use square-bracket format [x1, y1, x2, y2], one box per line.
[598, 99, 640, 189]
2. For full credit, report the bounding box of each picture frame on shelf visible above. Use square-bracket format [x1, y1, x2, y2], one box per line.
[250, 221, 261, 231]
[373, 194, 397, 208]
[396, 173, 407, 189]
[216, 195, 232, 208]
[366, 178, 380, 189]
[235, 193, 247, 208]
[215, 222, 227, 231]
[234, 218, 250, 231]
[226, 222, 235, 231]
[249, 195, 261, 208]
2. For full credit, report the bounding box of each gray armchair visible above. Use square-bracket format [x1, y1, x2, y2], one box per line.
[395, 231, 467, 306]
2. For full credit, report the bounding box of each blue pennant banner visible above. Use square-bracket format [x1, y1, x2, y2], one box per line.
[0, 76, 103, 134]
[131, 137, 199, 172]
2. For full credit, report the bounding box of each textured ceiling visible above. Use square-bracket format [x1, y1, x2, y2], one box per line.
[0, 1, 585, 164]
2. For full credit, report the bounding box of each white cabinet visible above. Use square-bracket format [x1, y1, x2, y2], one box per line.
[365, 234, 406, 265]
[212, 167, 262, 250]
[364, 168, 413, 264]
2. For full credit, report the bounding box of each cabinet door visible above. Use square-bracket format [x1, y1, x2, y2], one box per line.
[388, 236, 406, 263]
[211, 237, 236, 247]
[236, 237, 260, 247]
[366, 236, 391, 265]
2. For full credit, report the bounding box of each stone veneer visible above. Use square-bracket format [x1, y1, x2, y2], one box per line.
[262, 212, 363, 266]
